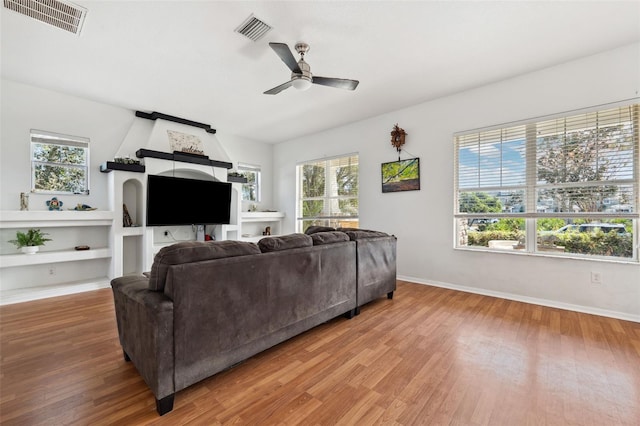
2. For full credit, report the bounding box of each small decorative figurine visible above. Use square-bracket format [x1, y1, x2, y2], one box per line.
[46, 197, 63, 211]
[20, 192, 29, 211]
[69, 204, 97, 211]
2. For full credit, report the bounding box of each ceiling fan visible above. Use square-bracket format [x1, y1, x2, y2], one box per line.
[264, 42, 359, 95]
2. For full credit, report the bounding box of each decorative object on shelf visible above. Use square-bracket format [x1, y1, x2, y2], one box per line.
[69, 203, 97, 211]
[390, 124, 407, 157]
[381, 158, 420, 193]
[20, 192, 29, 211]
[167, 130, 205, 156]
[123, 204, 133, 227]
[263, 226, 272, 236]
[46, 197, 63, 210]
[227, 171, 248, 184]
[113, 156, 141, 165]
[8, 228, 52, 254]
[75, 245, 90, 251]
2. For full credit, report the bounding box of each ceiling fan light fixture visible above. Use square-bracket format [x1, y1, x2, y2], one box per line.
[292, 77, 312, 91]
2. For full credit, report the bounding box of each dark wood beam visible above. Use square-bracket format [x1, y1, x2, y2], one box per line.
[135, 111, 217, 134]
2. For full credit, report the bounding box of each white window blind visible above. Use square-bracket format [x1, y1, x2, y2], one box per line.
[534, 106, 637, 216]
[455, 105, 638, 219]
[454, 103, 638, 261]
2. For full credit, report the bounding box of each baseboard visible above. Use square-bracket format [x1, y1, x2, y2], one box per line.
[397, 275, 640, 323]
[0, 280, 111, 305]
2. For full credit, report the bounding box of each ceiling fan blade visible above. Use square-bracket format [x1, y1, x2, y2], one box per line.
[264, 80, 294, 95]
[269, 42, 301, 74]
[312, 76, 359, 91]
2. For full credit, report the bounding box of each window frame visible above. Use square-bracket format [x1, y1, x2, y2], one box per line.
[296, 153, 359, 232]
[238, 163, 261, 203]
[454, 103, 639, 262]
[30, 129, 90, 195]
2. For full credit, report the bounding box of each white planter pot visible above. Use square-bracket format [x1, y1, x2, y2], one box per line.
[21, 246, 39, 255]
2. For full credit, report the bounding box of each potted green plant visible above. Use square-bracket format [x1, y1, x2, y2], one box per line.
[9, 229, 52, 254]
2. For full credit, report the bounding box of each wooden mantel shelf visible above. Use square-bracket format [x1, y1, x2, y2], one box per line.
[136, 149, 232, 169]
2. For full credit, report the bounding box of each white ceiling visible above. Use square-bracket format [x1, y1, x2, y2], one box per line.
[2, 1, 639, 144]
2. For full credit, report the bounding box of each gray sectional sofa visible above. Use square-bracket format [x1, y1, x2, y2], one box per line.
[111, 230, 396, 415]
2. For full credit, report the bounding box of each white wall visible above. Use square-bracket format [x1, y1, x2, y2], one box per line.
[0, 79, 133, 211]
[273, 43, 640, 320]
[0, 79, 275, 213]
[217, 133, 274, 212]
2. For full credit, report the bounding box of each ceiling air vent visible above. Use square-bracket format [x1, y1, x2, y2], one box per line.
[235, 14, 272, 42]
[3, 0, 87, 35]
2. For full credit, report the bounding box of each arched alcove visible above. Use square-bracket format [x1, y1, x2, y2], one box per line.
[156, 168, 222, 182]
[122, 177, 144, 275]
[122, 178, 144, 226]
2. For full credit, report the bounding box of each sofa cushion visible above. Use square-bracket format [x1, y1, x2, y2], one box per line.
[258, 233, 313, 252]
[149, 240, 261, 292]
[311, 231, 350, 246]
[304, 225, 336, 235]
[344, 230, 391, 240]
[338, 227, 384, 233]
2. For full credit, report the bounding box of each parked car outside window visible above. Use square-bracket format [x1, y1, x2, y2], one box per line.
[550, 223, 628, 235]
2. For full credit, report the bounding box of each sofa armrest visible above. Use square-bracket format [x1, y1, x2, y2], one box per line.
[111, 275, 175, 401]
[355, 236, 397, 307]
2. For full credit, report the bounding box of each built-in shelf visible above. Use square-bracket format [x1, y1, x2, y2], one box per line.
[0, 248, 111, 268]
[241, 211, 285, 222]
[0, 211, 115, 305]
[0, 210, 115, 228]
[239, 212, 285, 242]
[121, 227, 144, 236]
[100, 161, 146, 173]
[136, 148, 232, 169]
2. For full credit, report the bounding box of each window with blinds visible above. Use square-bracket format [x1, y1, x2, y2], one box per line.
[454, 104, 638, 260]
[31, 130, 90, 194]
[296, 154, 359, 232]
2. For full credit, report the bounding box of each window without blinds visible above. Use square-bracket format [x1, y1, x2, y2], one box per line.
[454, 104, 638, 261]
[238, 163, 261, 202]
[297, 154, 359, 232]
[31, 130, 90, 194]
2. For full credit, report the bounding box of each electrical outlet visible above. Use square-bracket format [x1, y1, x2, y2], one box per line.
[48, 266, 56, 276]
[591, 272, 602, 284]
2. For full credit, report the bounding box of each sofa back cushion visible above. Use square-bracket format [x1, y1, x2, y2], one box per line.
[149, 240, 261, 292]
[310, 231, 350, 246]
[304, 226, 336, 235]
[344, 230, 391, 240]
[258, 233, 313, 253]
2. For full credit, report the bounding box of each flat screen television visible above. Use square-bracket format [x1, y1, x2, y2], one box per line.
[146, 174, 232, 226]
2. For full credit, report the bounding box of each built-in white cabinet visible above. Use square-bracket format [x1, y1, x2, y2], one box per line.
[0, 210, 115, 304]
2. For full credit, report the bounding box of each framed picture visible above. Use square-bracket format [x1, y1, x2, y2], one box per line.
[381, 158, 420, 193]
[167, 130, 204, 156]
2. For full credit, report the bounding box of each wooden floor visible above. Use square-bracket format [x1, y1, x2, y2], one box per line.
[1, 281, 639, 425]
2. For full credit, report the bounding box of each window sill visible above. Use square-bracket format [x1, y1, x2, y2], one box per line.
[454, 245, 639, 265]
